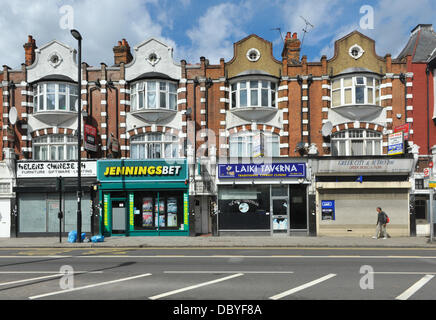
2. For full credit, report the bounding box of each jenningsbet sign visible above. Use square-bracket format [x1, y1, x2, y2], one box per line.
[97, 159, 188, 183]
[218, 163, 306, 179]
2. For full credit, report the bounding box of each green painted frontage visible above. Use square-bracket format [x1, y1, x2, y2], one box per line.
[97, 159, 189, 237]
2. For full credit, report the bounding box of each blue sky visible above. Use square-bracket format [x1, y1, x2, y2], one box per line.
[0, 0, 435, 69]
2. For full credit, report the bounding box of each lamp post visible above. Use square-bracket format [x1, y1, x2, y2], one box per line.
[71, 29, 83, 243]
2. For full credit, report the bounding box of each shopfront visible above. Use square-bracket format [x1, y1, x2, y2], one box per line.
[97, 159, 189, 236]
[14, 161, 98, 236]
[216, 160, 309, 236]
[312, 157, 414, 237]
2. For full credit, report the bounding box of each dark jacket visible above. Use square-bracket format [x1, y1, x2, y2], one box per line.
[377, 211, 387, 225]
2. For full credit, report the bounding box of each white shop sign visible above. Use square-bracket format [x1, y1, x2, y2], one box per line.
[17, 161, 97, 178]
[316, 158, 414, 174]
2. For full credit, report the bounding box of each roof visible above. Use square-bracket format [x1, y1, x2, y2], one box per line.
[397, 24, 436, 62]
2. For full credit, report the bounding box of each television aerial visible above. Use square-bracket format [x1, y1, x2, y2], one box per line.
[300, 16, 314, 50]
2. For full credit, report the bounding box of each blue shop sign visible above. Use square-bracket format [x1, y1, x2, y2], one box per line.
[218, 163, 306, 179]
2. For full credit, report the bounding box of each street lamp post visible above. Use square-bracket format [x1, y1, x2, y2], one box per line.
[71, 29, 83, 243]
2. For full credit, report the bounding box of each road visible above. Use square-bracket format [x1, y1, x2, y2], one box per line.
[0, 247, 436, 302]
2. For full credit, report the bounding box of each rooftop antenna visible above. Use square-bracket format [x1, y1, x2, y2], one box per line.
[300, 16, 314, 50]
[271, 27, 284, 43]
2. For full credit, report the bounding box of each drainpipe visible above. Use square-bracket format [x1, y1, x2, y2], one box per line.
[399, 73, 408, 144]
[426, 66, 430, 155]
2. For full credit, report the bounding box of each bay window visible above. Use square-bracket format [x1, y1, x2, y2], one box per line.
[131, 81, 177, 111]
[230, 80, 277, 109]
[331, 75, 380, 107]
[33, 83, 78, 112]
[331, 130, 382, 156]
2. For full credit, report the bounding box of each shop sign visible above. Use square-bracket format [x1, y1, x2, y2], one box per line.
[316, 158, 414, 174]
[84, 124, 97, 152]
[388, 132, 404, 156]
[183, 193, 188, 229]
[97, 159, 188, 183]
[394, 123, 410, 140]
[218, 163, 306, 179]
[17, 161, 97, 178]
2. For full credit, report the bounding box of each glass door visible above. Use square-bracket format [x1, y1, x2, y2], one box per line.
[112, 200, 126, 234]
[271, 198, 289, 235]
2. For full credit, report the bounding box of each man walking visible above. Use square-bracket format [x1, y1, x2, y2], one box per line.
[372, 207, 388, 239]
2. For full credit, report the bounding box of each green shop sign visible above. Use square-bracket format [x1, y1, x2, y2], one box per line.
[97, 159, 188, 183]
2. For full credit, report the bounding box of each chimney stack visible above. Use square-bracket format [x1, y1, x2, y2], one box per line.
[113, 38, 133, 65]
[23, 35, 37, 66]
[282, 32, 301, 65]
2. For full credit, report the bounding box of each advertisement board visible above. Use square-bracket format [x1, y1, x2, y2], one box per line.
[388, 132, 404, 156]
[84, 124, 97, 152]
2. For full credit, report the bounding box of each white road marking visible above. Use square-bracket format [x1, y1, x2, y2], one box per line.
[0, 271, 103, 274]
[269, 274, 337, 300]
[149, 273, 244, 300]
[396, 275, 434, 300]
[29, 273, 152, 300]
[1, 255, 436, 259]
[0, 274, 63, 286]
[164, 271, 294, 274]
[373, 272, 436, 275]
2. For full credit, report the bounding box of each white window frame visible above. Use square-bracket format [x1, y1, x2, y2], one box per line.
[130, 80, 178, 111]
[130, 133, 179, 159]
[331, 75, 381, 107]
[229, 132, 280, 158]
[230, 78, 277, 109]
[32, 134, 78, 160]
[33, 82, 78, 112]
[331, 129, 382, 156]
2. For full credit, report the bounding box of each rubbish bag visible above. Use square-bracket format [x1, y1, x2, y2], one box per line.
[67, 231, 86, 243]
[91, 235, 104, 243]
[68, 231, 77, 243]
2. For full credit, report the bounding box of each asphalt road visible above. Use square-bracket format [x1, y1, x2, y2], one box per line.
[1, 247, 436, 301]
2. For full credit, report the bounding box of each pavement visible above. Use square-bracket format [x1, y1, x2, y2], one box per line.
[0, 234, 436, 248]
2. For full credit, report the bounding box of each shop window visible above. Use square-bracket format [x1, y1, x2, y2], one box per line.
[132, 191, 183, 231]
[130, 80, 177, 111]
[33, 134, 78, 161]
[130, 133, 179, 159]
[230, 80, 277, 109]
[33, 82, 78, 112]
[331, 130, 382, 156]
[331, 75, 380, 107]
[229, 132, 279, 158]
[218, 185, 270, 230]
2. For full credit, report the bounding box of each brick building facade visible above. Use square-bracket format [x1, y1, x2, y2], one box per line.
[0, 27, 429, 238]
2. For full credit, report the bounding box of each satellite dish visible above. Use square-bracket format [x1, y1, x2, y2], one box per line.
[8, 107, 18, 126]
[321, 121, 333, 137]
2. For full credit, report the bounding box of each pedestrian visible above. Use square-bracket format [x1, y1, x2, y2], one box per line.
[372, 207, 388, 239]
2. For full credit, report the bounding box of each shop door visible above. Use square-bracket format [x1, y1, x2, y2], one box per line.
[271, 198, 289, 235]
[47, 200, 61, 233]
[112, 200, 126, 234]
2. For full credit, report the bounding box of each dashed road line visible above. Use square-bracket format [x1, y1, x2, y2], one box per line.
[149, 273, 244, 300]
[396, 275, 434, 300]
[269, 274, 337, 300]
[29, 273, 152, 300]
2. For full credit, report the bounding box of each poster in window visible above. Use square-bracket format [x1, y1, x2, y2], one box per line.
[167, 197, 178, 227]
[154, 200, 166, 227]
[142, 198, 153, 227]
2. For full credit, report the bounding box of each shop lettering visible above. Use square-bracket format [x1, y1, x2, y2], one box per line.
[103, 165, 182, 177]
[235, 164, 300, 173]
[337, 160, 395, 166]
[17, 163, 44, 170]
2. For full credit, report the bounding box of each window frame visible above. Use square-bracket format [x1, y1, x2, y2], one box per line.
[33, 82, 78, 113]
[229, 77, 278, 109]
[229, 132, 280, 158]
[331, 129, 383, 156]
[32, 134, 78, 161]
[130, 132, 179, 160]
[331, 74, 381, 107]
[130, 80, 178, 112]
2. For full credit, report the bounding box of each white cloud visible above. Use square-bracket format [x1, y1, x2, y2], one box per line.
[0, 0, 175, 68]
[181, 1, 254, 64]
